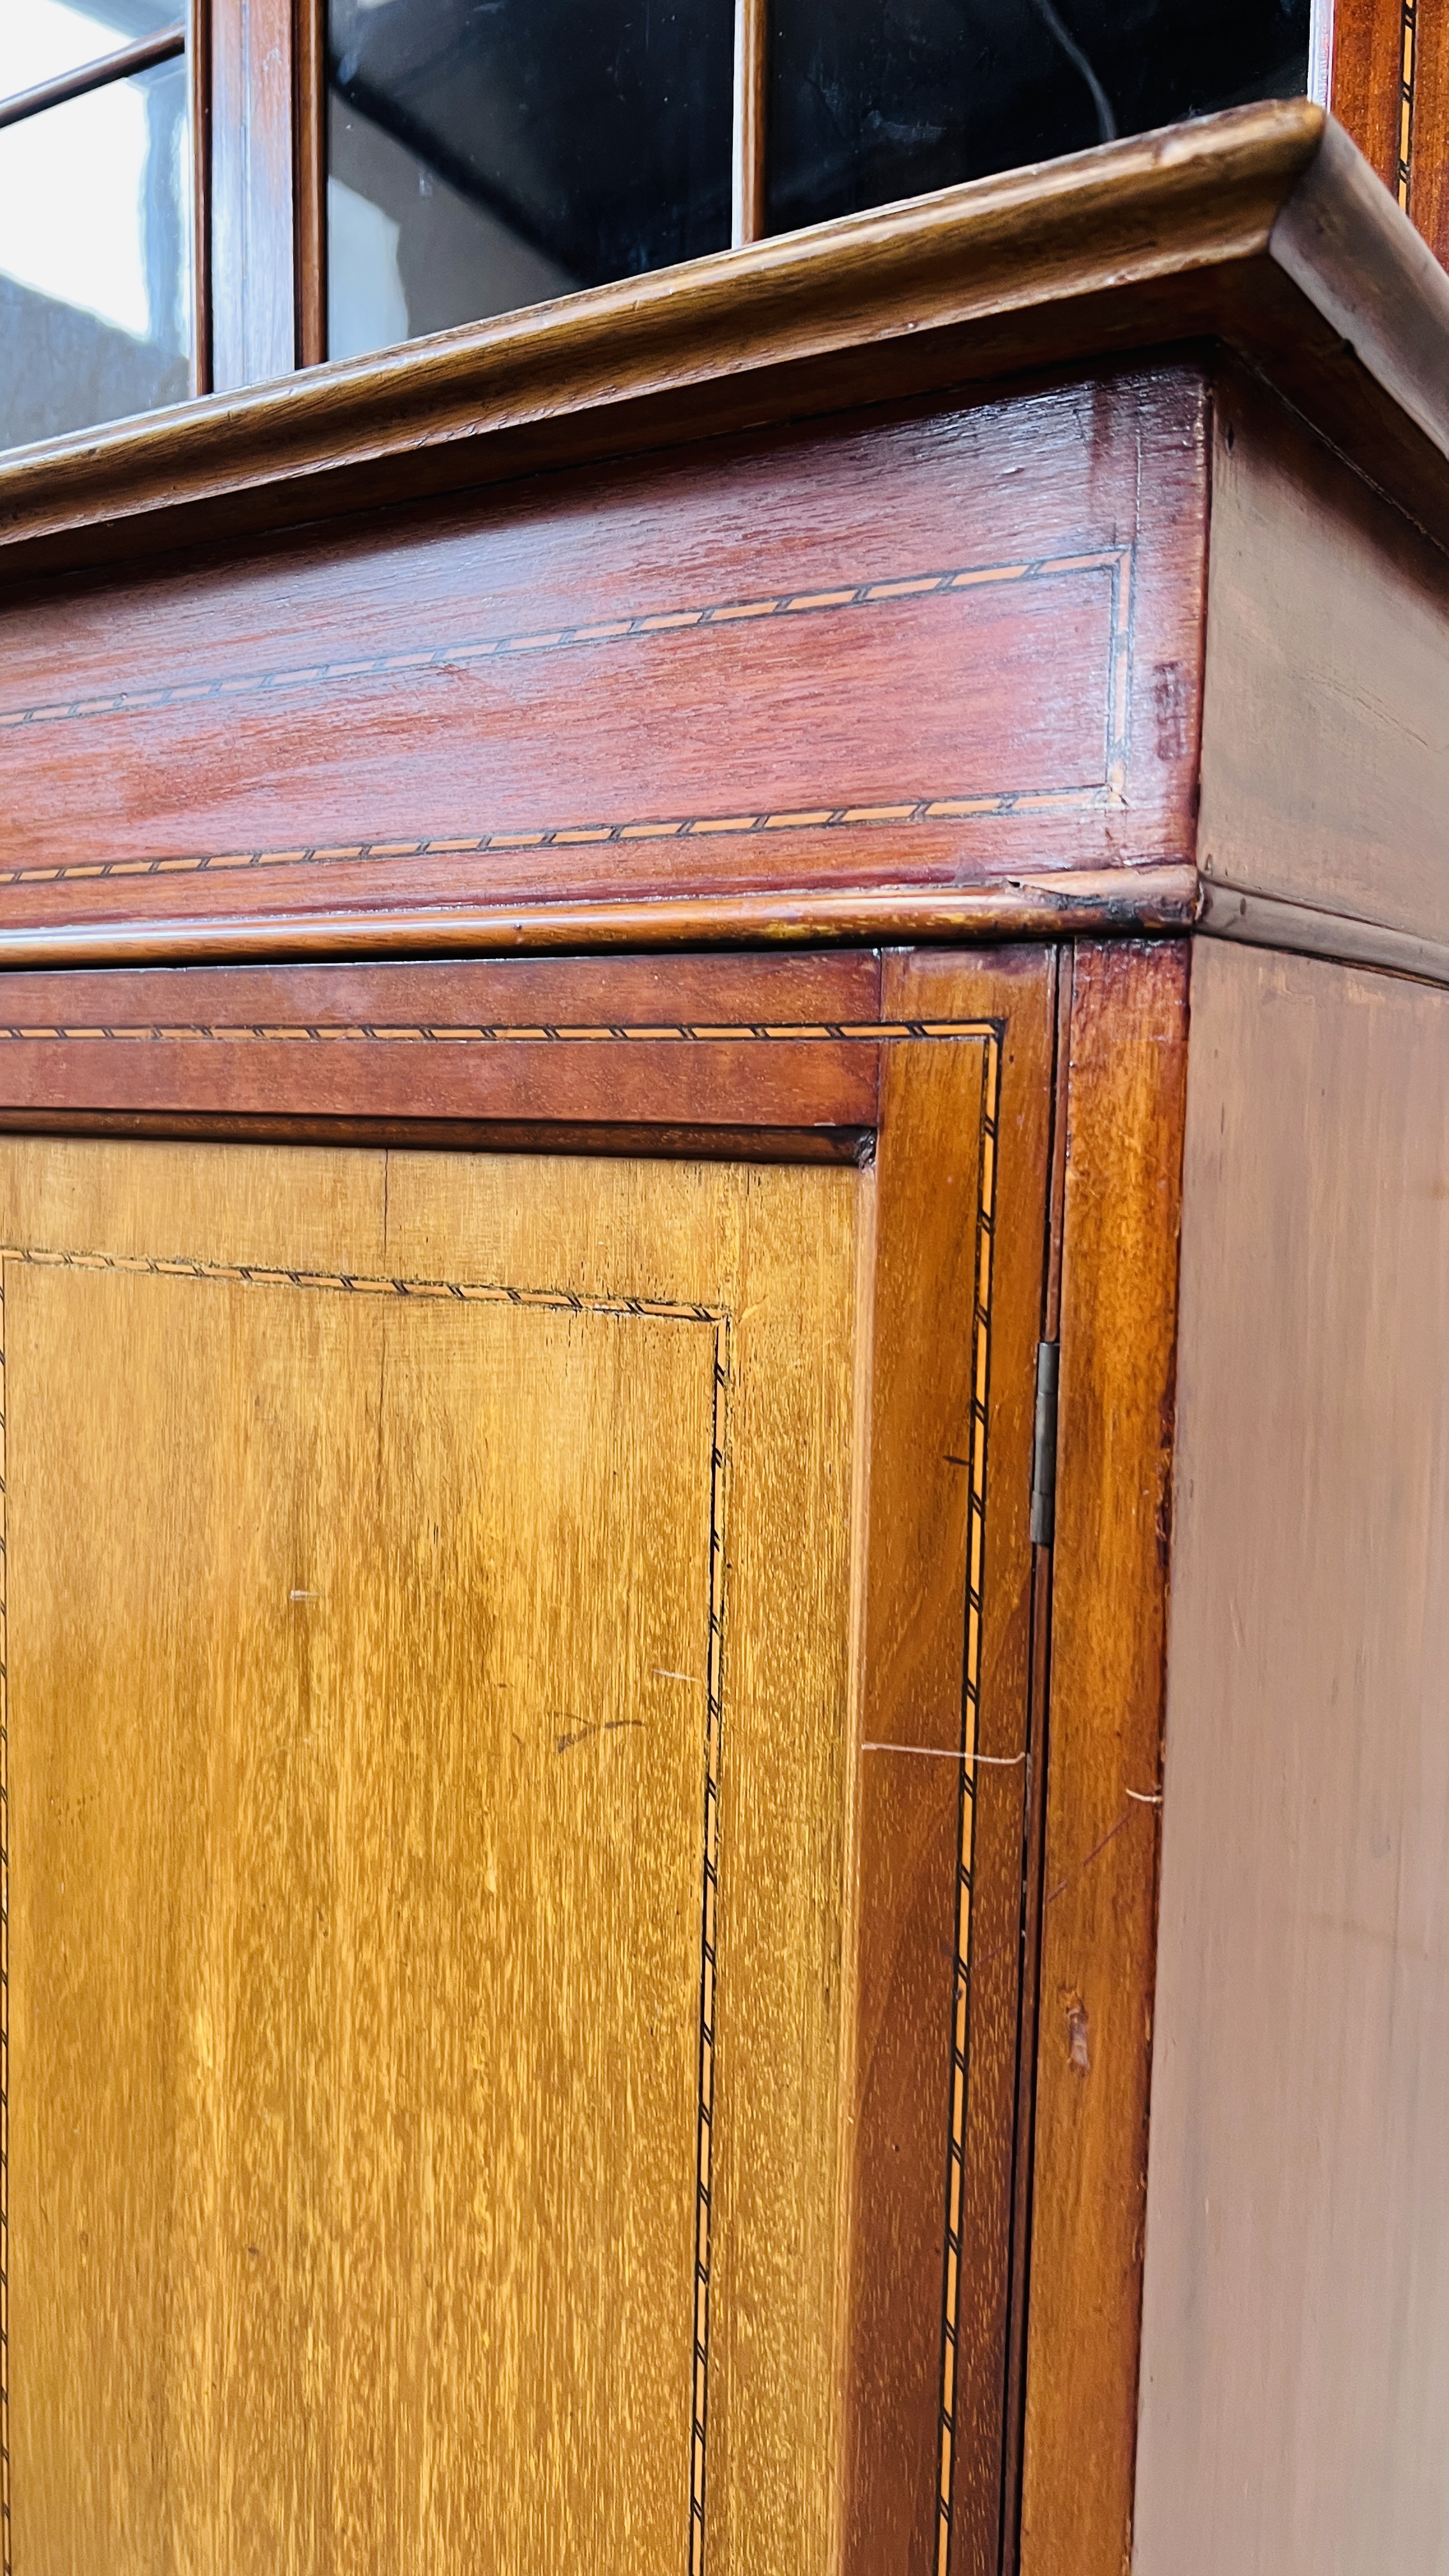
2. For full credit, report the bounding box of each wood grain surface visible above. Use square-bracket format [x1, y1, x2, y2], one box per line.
[842, 949, 1052, 2576]
[1136, 941, 1449, 2573]
[0, 378, 1206, 952]
[3, 1135, 862, 2574]
[208, 0, 300, 392]
[1, 954, 1054, 2573]
[1329, 0, 1449, 258]
[1017, 941, 1188, 2576]
[1200, 368, 1449, 949]
[0, 873, 1201, 975]
[1330, 0, 1409, 201]
[0, 951, 886, 1150]
[294, 0, 328, 369]
[1411, 1, 1449, 263]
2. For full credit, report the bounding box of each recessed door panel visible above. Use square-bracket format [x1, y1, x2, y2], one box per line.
[3, 1140, 859, 2575]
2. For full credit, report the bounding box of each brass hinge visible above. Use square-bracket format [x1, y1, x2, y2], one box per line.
[1029, 1338, 1060, 1547]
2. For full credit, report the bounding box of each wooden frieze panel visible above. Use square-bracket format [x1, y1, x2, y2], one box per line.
[0, 373, 1207, 956]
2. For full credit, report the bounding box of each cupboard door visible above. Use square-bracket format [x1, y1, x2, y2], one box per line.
[0, 952, 1050, 2574]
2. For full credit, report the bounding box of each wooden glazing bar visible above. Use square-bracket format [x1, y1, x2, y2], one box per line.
[0, 24, 184, 128]
[189, 0, 213, 395]
[295, 0, 328, 365]
[210, 0, 300, 390]
[1308, 0, 1335, 103]
[732, 0, 769, 247]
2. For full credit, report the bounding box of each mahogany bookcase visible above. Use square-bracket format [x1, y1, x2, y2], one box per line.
[0, 99, 1445, 2576]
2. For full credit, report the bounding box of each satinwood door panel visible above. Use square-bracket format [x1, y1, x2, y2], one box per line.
[0, 949, 1052, 2575]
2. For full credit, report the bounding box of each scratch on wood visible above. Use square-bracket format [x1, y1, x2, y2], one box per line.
[554, 1717, 647, 1754]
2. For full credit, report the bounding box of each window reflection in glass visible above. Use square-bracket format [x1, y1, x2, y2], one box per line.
[1, 0, 180, 100]
[0, 50, 190, 451]
[765, 0, 1311, 236]
[326, 0, 732, 364]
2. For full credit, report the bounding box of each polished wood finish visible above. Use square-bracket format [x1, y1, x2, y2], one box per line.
[210, 0, 300, 391]
[0, 379, 1206, 962]
[731, 0, 768, 248]
[843, 949, 1052, 2576]
[1328, 0, 1449, 254]
[999, 949, 1072, 2576]
[0, 954, 1058, 2572]
[0, 873, 1202, 975]
[1200, 367, 1449, 953]
[189, 0, 214, 397]
[2, 87, 1448, 2576]
[1136, 940, 1449, 2570]
[1019, 940, 1188, 2576]
[0, 954, 882, 1137]
[4, 105, 1449, 582]
[1330, 0, 1411, 200]
[294, 0, 327, 369]
[8, 1133, 862, 2573]
[1413, 2, 1449, 259]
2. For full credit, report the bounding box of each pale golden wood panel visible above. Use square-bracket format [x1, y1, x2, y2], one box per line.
[0, 1135, 867, 2576]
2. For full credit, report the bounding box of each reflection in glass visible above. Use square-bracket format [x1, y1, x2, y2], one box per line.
[765, 0, 1311, 236]
[326, 0, 732, 364]
[1, 0, 181, 104]
[0, 55, 190, 450]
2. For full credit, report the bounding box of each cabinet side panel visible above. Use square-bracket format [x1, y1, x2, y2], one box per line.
[1136, 941, 1449, 2574]
[1200, 372, 1449, 947]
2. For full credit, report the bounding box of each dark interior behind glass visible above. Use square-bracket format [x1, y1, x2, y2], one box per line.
[767, 0, 1311, 234]
[325, 0, 1310, 362]
[328, 0, 732, 359]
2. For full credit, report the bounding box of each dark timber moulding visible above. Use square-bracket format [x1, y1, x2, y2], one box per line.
[0, 870, 1202, 971]
[1, 100, 1448, 579]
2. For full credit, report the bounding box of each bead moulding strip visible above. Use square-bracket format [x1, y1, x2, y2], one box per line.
[0, 870, 1202, 969]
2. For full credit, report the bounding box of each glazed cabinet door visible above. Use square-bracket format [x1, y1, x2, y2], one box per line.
[0, 946, 1052, 2576]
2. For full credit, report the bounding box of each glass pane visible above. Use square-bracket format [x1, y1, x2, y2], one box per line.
[0, 54, 190, 450]
[326, 0, 732, 365]
[766, 0, 1312, 236]
[1, 0, 181, 105]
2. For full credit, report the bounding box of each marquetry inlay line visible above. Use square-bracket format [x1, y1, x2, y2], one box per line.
[692, 1321, 730, 2576]
[0, 1018, 992, 1045]
[1398, 0, 1418, 206]
[0, 1244, 733, 2576]
[0, 548, 1131, 740]
[935, 1033, 999, 2576]
[0, 786, 1123, 898]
